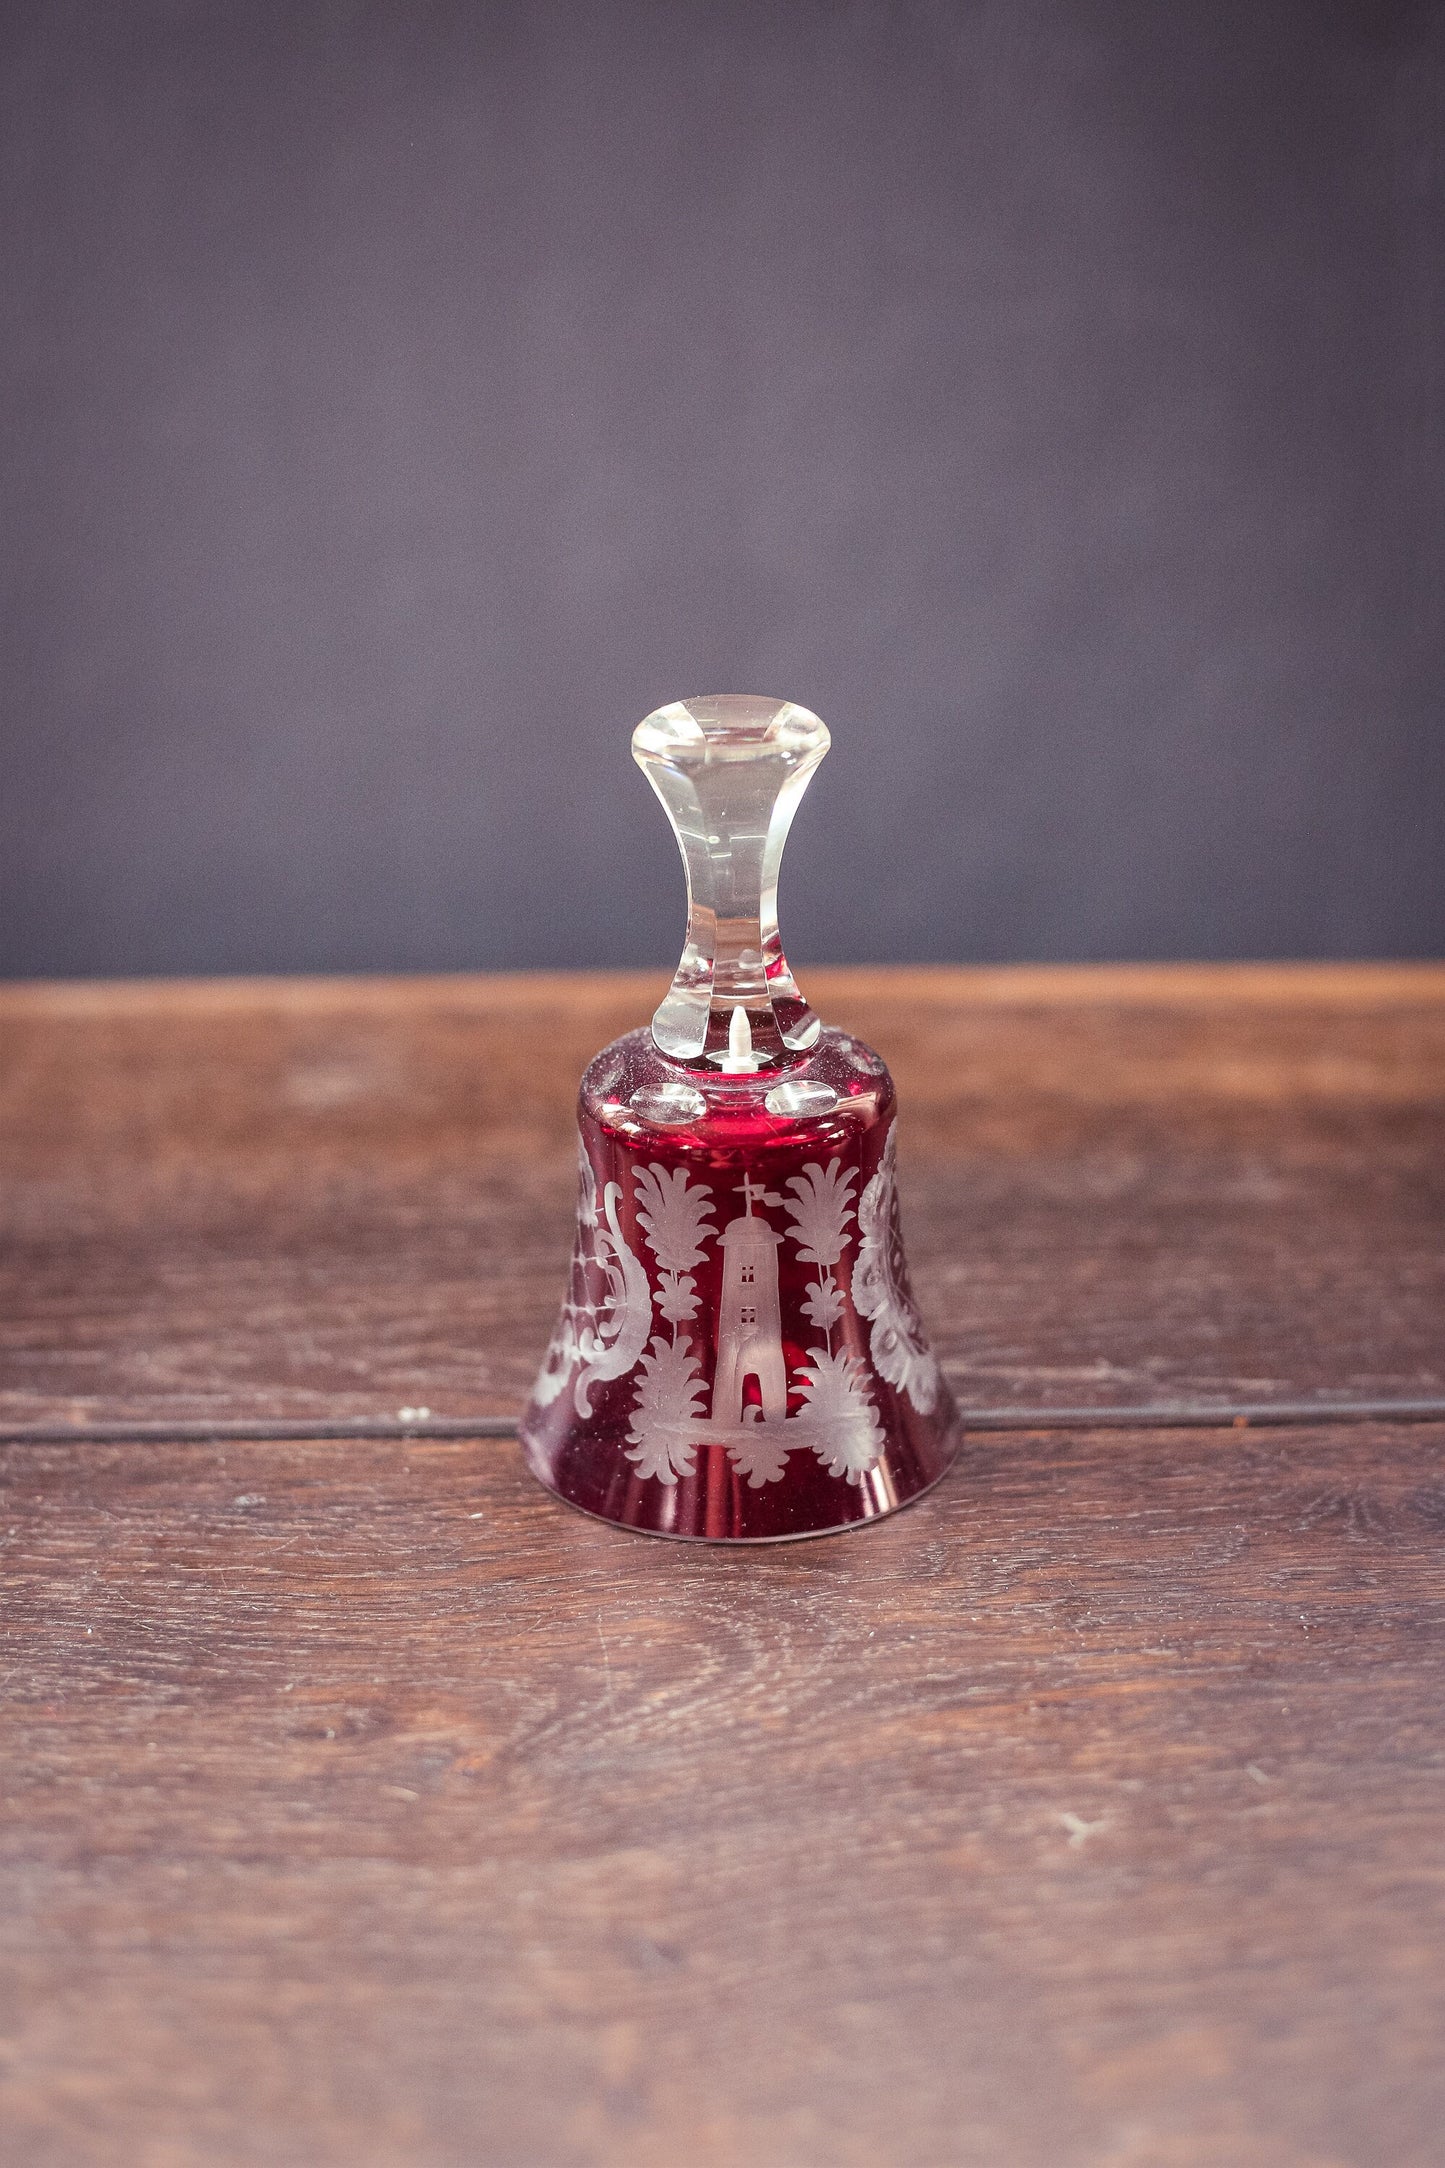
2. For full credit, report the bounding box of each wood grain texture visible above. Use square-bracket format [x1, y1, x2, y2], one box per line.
[1, 1424, 1441, 2168]
[2, 967, 1443, 2164]
[2, 966, 1443, 1427]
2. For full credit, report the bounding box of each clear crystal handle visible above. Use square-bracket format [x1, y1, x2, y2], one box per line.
[632, 694, 829, 1070]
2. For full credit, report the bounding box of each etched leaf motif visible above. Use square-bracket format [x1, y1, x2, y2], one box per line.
[531, 1147, 646, 1411]
[854, 1125, 942, 1416]
[595, 1254, 630, 1331]
[782, 1161, 857, 1272]
[625, 1334, 707, 1482]
[633, 1163, 716, 1274]
[800, 1278, 845, 1335]
[794, 1349, 884, 1481]
[531, 1312, 577, 1408]
[725, 1421, 792, 1488]
[656, 1270, 700, 1326]
[573, 1179, 653, 1418]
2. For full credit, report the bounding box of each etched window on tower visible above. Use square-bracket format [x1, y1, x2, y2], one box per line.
[740, 1263, 755, 1284]
[739, 1305, 757, 1326]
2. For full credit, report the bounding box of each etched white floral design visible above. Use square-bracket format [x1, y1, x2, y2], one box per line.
[530, 1144, 653, 1415]
[574, 1176, 653, 1415]
[626, 1333, 707, 1482]
[531, 1313, 577, 1408]
[633, 1161, 715, 1349]
[541, 1136, 917, 1492]
[625, 1162, 715, 1477]
[724, 1418, 792, 1488]
[656, 1273, 701, 1327]
[853, 1125, 941, 1415]
[793, 1349, 884, 1480]
[800, 1276, 845, 1337]
[782, 1160, 855, 1269]
[531, 1144, 598, 1407]
[782, 1160, 857, 1356]
[633, 1162, 715, 1272]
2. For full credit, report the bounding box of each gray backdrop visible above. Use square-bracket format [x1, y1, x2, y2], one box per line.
[2, 0, 1442, 977]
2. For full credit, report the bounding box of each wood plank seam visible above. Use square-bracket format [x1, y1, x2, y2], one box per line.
[3, 1397, 1444, 1445]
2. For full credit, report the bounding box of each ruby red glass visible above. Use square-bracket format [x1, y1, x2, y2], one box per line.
[520, 696, 959, 1541]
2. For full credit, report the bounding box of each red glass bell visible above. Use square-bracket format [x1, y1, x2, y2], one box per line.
[520, 696, 960, 1541]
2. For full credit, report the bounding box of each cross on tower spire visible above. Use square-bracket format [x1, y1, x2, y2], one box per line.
[736, 1171, 781, 1217]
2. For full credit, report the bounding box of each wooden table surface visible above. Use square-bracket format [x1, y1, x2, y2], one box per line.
[1, 964, 1442, 2167]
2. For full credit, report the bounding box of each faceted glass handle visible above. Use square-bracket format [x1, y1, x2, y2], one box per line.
[633, 694, 829, 1070]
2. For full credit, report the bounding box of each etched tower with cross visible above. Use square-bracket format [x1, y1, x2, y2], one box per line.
[711, 1172, 787, 1424]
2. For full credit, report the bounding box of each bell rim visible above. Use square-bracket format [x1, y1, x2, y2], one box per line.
[517, 1424, 963, 1546]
